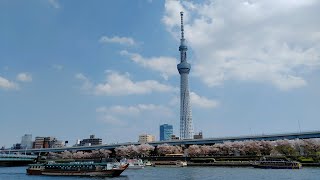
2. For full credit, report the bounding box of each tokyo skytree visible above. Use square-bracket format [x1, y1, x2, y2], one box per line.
[177, 12, 194, 139]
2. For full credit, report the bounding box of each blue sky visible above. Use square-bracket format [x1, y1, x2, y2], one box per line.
[1, 0, 320, 147]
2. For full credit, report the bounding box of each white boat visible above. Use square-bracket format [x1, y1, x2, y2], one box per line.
[144, 161, 152, 166]
[120, 158, 145, 169]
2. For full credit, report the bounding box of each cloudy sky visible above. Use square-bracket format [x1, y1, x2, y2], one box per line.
[1, 0, 320, 147]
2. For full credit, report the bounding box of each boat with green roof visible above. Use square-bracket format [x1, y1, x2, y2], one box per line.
[26, 159, 129, 177]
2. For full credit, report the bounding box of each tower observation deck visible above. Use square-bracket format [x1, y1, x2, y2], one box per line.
[177, 12, 194, 139]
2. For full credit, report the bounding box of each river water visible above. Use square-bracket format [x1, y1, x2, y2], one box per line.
[1, 166, 320, 180]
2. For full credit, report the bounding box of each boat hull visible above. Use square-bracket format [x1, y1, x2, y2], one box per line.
[253, 164, 302, 169]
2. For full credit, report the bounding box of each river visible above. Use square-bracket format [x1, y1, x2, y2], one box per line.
[1, 166, 320, 180]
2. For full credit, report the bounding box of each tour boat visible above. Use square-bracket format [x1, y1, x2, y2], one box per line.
[253, 157, 302, 169]
[26, 160, 129, 177]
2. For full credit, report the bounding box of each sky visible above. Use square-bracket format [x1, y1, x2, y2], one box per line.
[1, 0, 320, 147]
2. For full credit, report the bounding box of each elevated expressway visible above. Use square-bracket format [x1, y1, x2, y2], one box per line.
[4, 131, 320, 154]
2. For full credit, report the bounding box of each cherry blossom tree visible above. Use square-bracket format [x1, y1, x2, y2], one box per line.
[115, 146, 130, 157]
[61, 150, 73, 159]
[187, 145, 202, 156]
[156, 144, 182, 155]
[136, 144, 155, 157]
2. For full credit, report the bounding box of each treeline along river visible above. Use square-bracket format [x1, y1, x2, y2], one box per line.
[1, 166, 320, 180]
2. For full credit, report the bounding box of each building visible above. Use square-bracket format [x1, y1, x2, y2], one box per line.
[50, 139, 64, 148]
[160, 124, 173, 141]
[33, 136, 65, 149]
[44, 137, 55, 148]
[21, 134, 32, 149]
[79, 135, 102, 146]
[177, 12, 194, 139]
[12, 143, 22, 150]
[33, 137, 45, 149]
[170, 135, 180, 140]
[138, 134, 155, 143]
[194, 132, 203, 139]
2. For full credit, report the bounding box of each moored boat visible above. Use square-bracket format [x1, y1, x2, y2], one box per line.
[253, 157, 302, 169]
[26, 159, 129, 177]
[120, 158, 145, 169]
[152, 160, 187, 167]
[144, 161, 152, 166]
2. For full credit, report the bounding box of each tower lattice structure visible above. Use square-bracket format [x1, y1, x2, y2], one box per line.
[177, 11, 194, 139]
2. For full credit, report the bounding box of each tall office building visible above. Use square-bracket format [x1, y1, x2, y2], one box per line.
[177, 12, 194, 139]
[21, 134, 32, 149]
[160, 124, 173, 141]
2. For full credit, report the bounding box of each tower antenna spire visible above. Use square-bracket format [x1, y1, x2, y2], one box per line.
[180, 11, 184, 39]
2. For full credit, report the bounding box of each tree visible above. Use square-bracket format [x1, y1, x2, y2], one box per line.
[303, 139, 320, 156]
[61, 150, 73, 159]
[137, 144, 155, 157]
[275, 140, 298, 156]
[259, 141, 274, 156]
[187, 145, 202, 156]
[115, 146, 129, 157]
[156, 144, 180, 156]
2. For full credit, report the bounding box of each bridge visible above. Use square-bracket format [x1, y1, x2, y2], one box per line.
[0, 154, 37, 166]
[3, 131, 320, 154]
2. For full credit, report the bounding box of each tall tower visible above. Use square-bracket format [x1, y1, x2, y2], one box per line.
[177, 12, 194, 139]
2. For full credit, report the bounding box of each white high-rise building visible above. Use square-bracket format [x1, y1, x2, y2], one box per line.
[21, 134, 32, 149]
[177, 12, 194, 139]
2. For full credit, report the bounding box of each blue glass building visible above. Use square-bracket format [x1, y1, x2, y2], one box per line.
[160, 124, 173, 141]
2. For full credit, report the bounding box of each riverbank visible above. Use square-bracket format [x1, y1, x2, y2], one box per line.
[142, 156, 320, 167]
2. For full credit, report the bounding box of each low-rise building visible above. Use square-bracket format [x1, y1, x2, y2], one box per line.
[138, 134, 155, 143]
[33, 137, 45, 149]
[79, 135, 102, 146]
[194, 132, 203, 139]
[33, 136, 65, 149]
[170, 135, 180, 140]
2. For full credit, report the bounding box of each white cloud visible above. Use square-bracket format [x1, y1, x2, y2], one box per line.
[0, 76, 18, 90]
[48, 0, 60, 9]
[16, 73, 32, 82]
[190, 92, 219, 108]
[75, 73, 93, 91]
[96, 104, 174, 126]
[169, 91, 219, 109]
[95, 71, 174, 95]
[163, 0, 320, 91]
[99, 36, 136, 46]
[120, 50, 178, 80]
[98, 115, 127, 126]
[52, 64, 64, 71]
[76, 71, 175, 96]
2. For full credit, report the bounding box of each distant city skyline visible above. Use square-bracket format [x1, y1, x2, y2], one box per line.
[1, 0, 320, 147]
